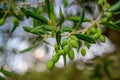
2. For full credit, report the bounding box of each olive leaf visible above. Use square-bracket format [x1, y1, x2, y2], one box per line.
[100, 22, 120, 31]
[45, 0, 50, 18]
[56, 7, 65, 27]
[0, 76, 6, 80]
[61, 26, 73, 32]
[108, 1, 120, 11]
[68, 16, 91, 22]
[42, 25, 52, 31]
[114, 20, 120, 24]
[75, 7, 85, 29]
[20, 38, 44, 53]
[23, 26, 48, 35]
[11, 6, 23, 20]
[50, 2, 56, 23]
[63, 54, 67, 66]
[74, 34, 96, 43]
[115, 11, 120, 14]
[56, 31, 61, 45]
[1, 68, 13, 77]
[21, 8, 48, 24]
[63, 0, 68, 7]
[45, 0, 56, 22]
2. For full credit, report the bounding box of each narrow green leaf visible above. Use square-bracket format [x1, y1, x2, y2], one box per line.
[56, 31, 61, 45]
[74, 34, 96, 43]
[45, 0, 50, 18]
[1, 69, 13, 77]
[68, 16, 90, 22]
[0, 76, 6, 80]
[14, 14, 23, 20]
[115, 20, 120, 24]
[56, 7, 65, 27]
[108, 1, 120, 11]
[43, 25, 52, 31]
[20, 38, 44, 53]
[61, 26, 73, 32]
[50, 3, 56, 23]
[23, 26, 39, 35]
[21, 8, 48, 24]
[100, 22, 120, 31]
[31, 27, 47, 34]
[63, 54, 67, 66]
[23, 26, 32, 32]
[115, 11, 120, 14]
[63, 0, 68, 7]
[75, 8, 85, 29]
[23, 26, 48, 35]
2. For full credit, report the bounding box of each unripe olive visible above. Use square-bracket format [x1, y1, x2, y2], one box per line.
[47, 60, 55, 70]
[63, 45, 70, 54]
[93, 32, 101, 40]
[58, 49, 64, 55]
[68, 49, 74, 60]
[62, 39, 67, 46]
[90, 27, 97, 34]
[85, 42, 91, 49]
[98, 0, 103, 5]
[0, 18, 5, 26]
[71, 35, 78, 42]
[80, 48, 86, 56]
[106, 3, 111, 8]
[54, 43, 58, 51]
[13, 17, 19, 27]
[100, 35, 106, 42]
[52, 54, 60, 63]
[101, 17, 108, 23]
[107, 12, 112, 18]
[86, 30, 91, 35]
[70, 40, 78, 48]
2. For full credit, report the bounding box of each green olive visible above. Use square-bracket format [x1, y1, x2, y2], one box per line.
[100, 35, 106, 42]
[80, 48, 86, 56]
[68, 49, 75, 60]
[52, 54, 60, 63]
[70, 40, 78, 48]
[98, 0, 104, 5]
[58, 49, 64, 55]
[101, 17, 108, 23]
[107, 12, 112, 18]
[90, 27, 97, 34]
[106, 3, 111, 8]
[62, 38, 67, 46]
[85, 42, 91, 49]
[46, 60, 55, 70]
[13, 17, 19, 27]
[0, 18, 5, 26]
[71, 35, 78, 42]
[63, 45, 70, 54]
[93, 32, 101, 40]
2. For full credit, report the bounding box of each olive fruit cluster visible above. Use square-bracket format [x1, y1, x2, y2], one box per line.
[47, 53, 61, 70]
[47, 35, 79, 70]
[87, 26, 106, 43]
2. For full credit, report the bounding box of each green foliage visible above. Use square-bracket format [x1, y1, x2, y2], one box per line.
[108, 1, 120, 11]
[0, 0, 120, 72]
